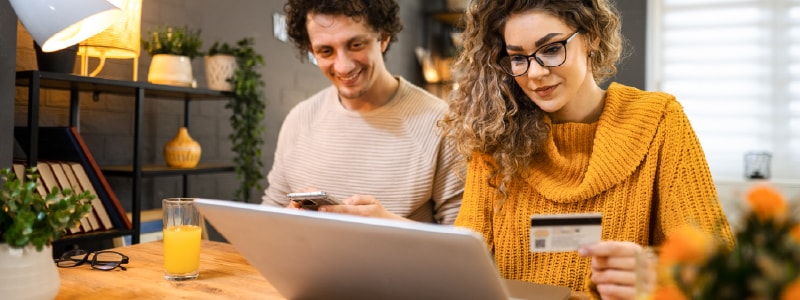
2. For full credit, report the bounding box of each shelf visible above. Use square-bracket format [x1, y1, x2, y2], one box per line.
[16, 70, 235, 246]
[430, 11, 465, 28]
[102, 163, 235, 177]
[15, 70, 232, 100]
[54, 229, 134, 244]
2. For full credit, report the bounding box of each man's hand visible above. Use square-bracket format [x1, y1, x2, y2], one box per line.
[319, 195, 409, 222]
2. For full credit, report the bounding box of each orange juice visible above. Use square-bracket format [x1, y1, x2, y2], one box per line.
[163, 225, 202, 275]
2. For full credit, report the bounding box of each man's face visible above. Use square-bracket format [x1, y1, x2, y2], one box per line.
[306, 13, 390, 102]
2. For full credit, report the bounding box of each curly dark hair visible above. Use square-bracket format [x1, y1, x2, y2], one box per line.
[440, 0, 625, 200]
[284, 0, 403, 61]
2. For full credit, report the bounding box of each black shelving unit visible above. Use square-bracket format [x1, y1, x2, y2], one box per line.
[421, 9, 465, 98]
[16, 70, 234, 245]
[430, 11, 465, 28]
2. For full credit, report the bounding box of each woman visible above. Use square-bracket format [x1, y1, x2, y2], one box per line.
[440, 0, 734, 299]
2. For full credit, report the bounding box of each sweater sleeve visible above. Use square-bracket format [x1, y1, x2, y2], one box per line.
[454, 153, 496, 250]
[261, 107, 302, 207]
[654, 100, 735, 248]
[430, 135, 464, 225]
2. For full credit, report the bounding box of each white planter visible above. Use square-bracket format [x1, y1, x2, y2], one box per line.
[204, 55, 237, 91]
[0, 244, 60, 300]
[147, 54, 194, 87]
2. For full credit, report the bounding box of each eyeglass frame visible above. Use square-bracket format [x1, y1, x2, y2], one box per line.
[54, 248, 129, 271]
[499, 31, 581, 77]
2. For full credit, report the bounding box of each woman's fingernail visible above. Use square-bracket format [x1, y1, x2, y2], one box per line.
[578, 247, 589, 256]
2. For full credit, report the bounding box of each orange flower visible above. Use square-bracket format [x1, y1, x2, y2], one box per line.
[781, 277, 800, 300]
[651, 284, 688, 300]
[791, 224, 800, 244]
[746, 184, 787, 222]
[659, 225, 714, 265]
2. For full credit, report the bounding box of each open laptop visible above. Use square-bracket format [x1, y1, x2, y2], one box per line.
[193, 198, 571, 300]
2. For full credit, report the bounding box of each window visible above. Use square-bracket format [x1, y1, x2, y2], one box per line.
[647, 0, 800, 180]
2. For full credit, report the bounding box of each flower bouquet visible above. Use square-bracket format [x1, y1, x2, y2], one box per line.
[653, 184, 800, 300]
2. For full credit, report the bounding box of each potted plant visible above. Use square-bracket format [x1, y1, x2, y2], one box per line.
[0, 167, 92, 299]
[652, 184, 800, 299]
[142, 25, 203, 87]
[204, 41, 237, 91]
[221, 38, 266, 202]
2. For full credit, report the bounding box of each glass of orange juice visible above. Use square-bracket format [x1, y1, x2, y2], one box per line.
[162, 198, 202, 280]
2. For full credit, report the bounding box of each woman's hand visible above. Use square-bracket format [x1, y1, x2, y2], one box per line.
[318, 195, 409, 221]
[578, 241, 646, 300]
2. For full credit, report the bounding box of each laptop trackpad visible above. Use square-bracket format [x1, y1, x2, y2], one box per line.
[503, 279, 572, 300]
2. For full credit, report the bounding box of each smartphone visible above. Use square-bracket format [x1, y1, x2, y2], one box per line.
[286, 191, 341, 211]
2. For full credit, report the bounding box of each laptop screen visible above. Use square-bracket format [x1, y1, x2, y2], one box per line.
[194, 198, 570, 300]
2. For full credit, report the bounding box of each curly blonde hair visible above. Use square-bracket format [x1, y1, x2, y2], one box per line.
[440, 0, 624, 198]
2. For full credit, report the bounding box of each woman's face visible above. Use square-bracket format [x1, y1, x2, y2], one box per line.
[503, 10, 598, 122]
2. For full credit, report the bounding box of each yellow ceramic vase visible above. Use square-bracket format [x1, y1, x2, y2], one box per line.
[163, 127, 201, 168]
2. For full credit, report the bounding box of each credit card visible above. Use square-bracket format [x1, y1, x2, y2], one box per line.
[530, 213, 602, 252]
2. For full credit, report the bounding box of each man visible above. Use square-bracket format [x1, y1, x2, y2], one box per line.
[261, 0, 463, 224]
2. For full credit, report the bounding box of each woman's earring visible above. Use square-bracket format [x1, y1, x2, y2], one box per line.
[589, 51, 595, 57]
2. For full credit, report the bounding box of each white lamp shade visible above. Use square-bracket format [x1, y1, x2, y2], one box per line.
[10, 0, 123, 52]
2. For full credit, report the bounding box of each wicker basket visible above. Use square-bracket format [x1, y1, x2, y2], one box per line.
[204, 54, 236, 91]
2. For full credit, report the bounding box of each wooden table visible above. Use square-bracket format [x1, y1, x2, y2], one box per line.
[56, 240, 286, 299]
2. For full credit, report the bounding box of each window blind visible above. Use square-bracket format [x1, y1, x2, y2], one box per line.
[648, 0, 800, 180]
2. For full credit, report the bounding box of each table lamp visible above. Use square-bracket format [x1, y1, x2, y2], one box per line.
[78, 0, 142, 79]
[9, 0, 122, 53]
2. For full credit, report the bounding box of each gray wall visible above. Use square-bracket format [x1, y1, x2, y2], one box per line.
[196, 0, 425, 199]
[0, 0, 14, 169]
[2, 0, 647, 207]
[6, 0, 427, 210]
[611, 0, 647, 89]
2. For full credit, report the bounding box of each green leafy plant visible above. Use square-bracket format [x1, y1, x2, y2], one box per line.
[206, 41, 235, 56]
[224, 38, 266, 202]
[0, 167, 92, 251]
[142, 26, 203, 59]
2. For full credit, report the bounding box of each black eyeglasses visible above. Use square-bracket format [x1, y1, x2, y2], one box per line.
[55, 249, 129, 271]
[499, 31, 580, 77]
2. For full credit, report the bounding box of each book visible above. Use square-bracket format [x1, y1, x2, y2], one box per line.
[49, 161, 94, 232]
[36, 161, 59, 194]
[59, 161, 102, 232]
[13, 163, 49, 197]
[14, 162, 49, 197]
[68, 127, 131, 230]
[11, 163, 25, 181]
[69, 161, 114, 230]
[58, 162, 83, 193]
[14, 127, 132, 232]
[36, 161, 81, 234]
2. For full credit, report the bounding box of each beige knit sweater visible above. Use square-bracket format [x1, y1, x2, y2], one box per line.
[455, 83, 734, 292]
[262, 77, 463, 224]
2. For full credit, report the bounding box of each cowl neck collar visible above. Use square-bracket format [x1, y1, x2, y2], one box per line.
[525, 83, 669, 203]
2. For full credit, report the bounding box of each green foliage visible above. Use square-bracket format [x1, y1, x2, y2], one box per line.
[0, 168, 93, 251]
[142, 26, 203, 59]
[225, 38, 266, 202]
[206, 41, 236, 56]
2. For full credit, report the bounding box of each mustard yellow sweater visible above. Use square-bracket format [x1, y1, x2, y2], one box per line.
[455, 83, 734, 293]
